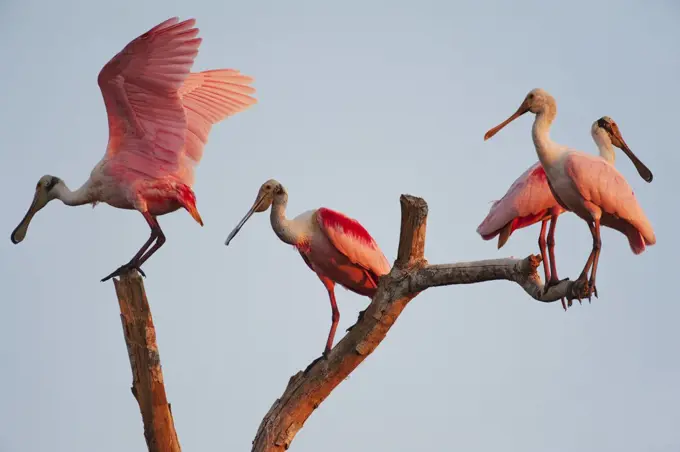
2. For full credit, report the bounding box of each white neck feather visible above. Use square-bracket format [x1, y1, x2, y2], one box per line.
[53, 180, 94, 206]
[270, 199, 303, 245]
[531, 101, 563, 168]
[591, 127, 616, 164]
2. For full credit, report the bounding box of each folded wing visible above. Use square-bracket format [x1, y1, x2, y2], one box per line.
[316, 207, 391, 279]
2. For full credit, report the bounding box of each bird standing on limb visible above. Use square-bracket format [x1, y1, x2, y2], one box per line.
[225, 179, 391, 358]
[10, 17, 257, 281]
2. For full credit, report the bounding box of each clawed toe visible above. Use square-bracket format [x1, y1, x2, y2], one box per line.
[304, 353, 329, 374]
[346, 309, 367, 332]
[544, 277, 569, 292]
[100, 262, 145, 282]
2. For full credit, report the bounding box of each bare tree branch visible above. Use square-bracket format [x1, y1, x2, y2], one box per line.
[113, 272, 181, 452]
[251, 194, 587, 452]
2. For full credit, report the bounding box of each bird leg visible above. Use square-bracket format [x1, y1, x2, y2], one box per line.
[587, 219, 601, 300]
[537, 219, 551, 284]
[135, 223, 166, 268]
[100, 213, 164, 282]
[544, 215, 569, 309]
[303, 278, 341, 374]
[576, 220, 601, 301]
[320, 277, 340, 359]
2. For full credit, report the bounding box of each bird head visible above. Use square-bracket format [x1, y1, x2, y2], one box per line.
[224, 179, 286, 246]
[484, 88, 556, 141]
[594, 116, 653, 183]
[252, 179, 287, 212]
[11, 175, 62, 244]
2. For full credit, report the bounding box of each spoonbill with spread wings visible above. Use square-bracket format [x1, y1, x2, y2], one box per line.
[10, 17, 257, 281]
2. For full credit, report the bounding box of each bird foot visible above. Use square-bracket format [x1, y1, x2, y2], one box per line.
[543, 277, 569, 294]
[101, 262, 146, 282]
[542, 277, 569, 311]
[587, 279, 598, 301]
[303, 351, 330, 374]
[569, 274, 592, 304]
[346, 309, 367, 332]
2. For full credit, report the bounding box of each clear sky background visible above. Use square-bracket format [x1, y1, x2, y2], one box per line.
[1, 1, 678, 451]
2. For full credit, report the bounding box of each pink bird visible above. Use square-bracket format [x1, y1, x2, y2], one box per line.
[224, 179, 391, 357]
[477, 116, 653, 309]
[483, 89, 655, 299]
[10, 17, 257, 281]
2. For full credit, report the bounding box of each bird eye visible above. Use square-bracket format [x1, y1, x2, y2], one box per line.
[265, 184, 271, 190]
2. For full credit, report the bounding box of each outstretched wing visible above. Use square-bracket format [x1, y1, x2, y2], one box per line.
[174, 70, 257, 185]
[316, 207, 391, 278]
[477, 162, 558, 243]
[564, 152, 655, 246]
[98, 17, 199, 180]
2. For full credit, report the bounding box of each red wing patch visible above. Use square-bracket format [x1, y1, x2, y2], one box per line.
[317, 207, 378, 249]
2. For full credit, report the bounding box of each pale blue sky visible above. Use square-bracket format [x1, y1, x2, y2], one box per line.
[1, 1, 678, 451]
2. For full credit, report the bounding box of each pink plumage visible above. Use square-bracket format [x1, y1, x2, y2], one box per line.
[483, 88, 655, 302]
[316, 207, 391, 281]
[10, 17, 256, 282]
[477, 163, 560, 244]
[98, 18, 256, 186]
[562, 152, 655, 254]
[224, 181, 391, 357]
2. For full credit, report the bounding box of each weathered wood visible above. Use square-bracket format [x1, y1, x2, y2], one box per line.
[113, 272, 181, 452]
[251, 194, 587, 452]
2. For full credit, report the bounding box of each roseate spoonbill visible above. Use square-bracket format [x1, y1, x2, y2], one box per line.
[483, 89, 655, 299]
[225, 179, 391, 357]
[477, 116, 653, 309]
[10, 17, 256, 282]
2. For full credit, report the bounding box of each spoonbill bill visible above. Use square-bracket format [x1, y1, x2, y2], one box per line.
[483, 89, 655, 299]
[225, 179, 391, 358]
[10, 17, 257, 282]
[477, 116, 653, 309]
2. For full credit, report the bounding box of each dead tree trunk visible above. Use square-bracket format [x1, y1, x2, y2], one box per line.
[251, 194, 587, 452]
[113, 272, 181, 452]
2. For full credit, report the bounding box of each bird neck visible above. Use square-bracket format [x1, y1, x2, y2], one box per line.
[53, 180, 93, 206]
[270, 199, 302, 246]
[531, 101, 561, 168]
[591, 129, 616, 164]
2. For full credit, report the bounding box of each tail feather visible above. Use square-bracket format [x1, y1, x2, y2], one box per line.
[600, 214, 653, 255]
[497, 222, 513, 249]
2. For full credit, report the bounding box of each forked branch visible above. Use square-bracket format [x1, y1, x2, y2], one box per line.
[251, 194, 585, 452]
[113, 272, 181, 452]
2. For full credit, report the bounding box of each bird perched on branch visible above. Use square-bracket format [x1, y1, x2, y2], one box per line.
[11, 17, 257, 281]
[225, 179, 391, 358]
[477, 116, 653, 309]
[483, 89, 655, 300]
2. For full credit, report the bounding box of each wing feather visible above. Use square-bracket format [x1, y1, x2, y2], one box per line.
[316, 208, 391, 278]
[564, 152, 655, 247]
[477, 162, 559, 241]
[175, 70, 257, 184]
[97, 18, 256, 186]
